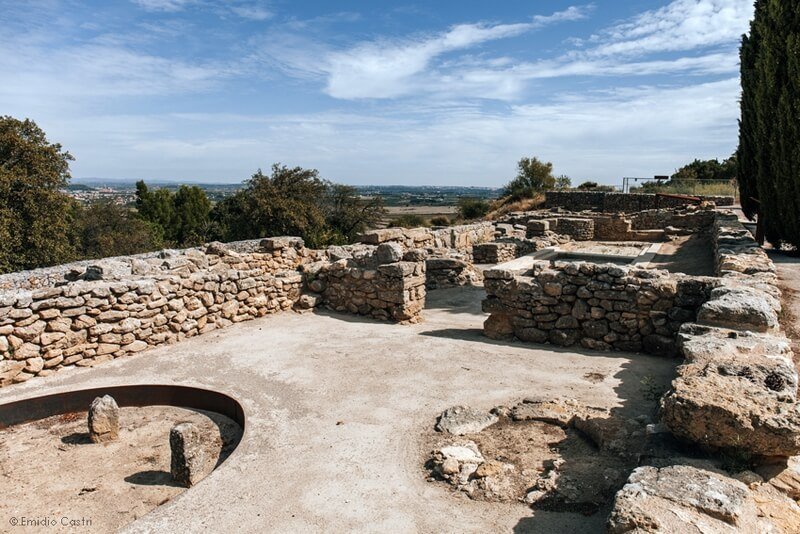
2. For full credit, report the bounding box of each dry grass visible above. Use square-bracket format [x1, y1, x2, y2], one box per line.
[486, 194, 545, 220]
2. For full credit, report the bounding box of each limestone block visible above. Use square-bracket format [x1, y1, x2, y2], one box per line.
[88, 395, 119, 443]
[170, 422, 206, 487]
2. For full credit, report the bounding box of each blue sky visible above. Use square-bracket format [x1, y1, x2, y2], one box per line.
[0, 0, 752, 186]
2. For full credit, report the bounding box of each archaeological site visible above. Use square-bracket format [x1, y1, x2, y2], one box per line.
[2, 190, 800, 532]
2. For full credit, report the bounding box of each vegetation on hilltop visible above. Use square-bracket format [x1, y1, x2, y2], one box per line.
[0, 116, 78, 272]
[0, 116, 388, 273]
[738, 0, 800, 249]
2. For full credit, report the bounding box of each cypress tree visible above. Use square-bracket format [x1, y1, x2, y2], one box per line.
[738, 1, 800, 248]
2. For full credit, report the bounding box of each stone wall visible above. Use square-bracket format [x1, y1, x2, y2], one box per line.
[0, 237, 431, 387]
[358, 222, 495, 255]
[482, 262, 715, 356]
[302, 243, 427, 322]
[660, 211, 800, 457]
[0, 237, 309, 386]
[545, 191, 735, 212]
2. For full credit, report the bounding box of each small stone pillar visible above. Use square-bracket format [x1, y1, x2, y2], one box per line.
[88, 395, 119, 443]
[170, 422, 205, 487]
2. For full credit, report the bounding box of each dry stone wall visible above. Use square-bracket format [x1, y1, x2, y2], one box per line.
[483, 262, 716, 356]
[545, 190, 735, 212]
[0, 237, 308, 386]
[661, 211, 800, 457]
[503, 206, 715, 242]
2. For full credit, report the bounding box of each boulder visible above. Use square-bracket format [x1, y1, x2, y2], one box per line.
[607, 465, 765, 533]
[662, 372, 800, 456]
[697, 287, 779, 333]
[376, 242, 404, 264]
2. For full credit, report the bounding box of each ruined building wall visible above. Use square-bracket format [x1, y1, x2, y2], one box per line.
[545, 191, 735, 212]
[0, 237, 309, 386]
[483, 263, 716, 356]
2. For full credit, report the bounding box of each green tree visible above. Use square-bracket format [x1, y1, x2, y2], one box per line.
[173, 185, 211, 245]
[135, 181, 211, 245]
[210, 164, 385, 247]
[135, 181, 174, 241]
[322, 184, 386, 244]
[0, 116, 78, 272]
[77, 200, 163, 259]
[211, 164, 325, 246]
[457, 197, 490, 220]
[671, 157, 737, 182]
[504, 157, 556, 200]
[554, 175, 572, 189]
[737, 1, 800, 247]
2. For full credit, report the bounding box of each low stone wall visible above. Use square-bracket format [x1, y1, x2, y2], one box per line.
[660, 211, 800, 457]
[557, 218, 594, 241]
[0, 237, 432, 387]
[358, 222, 495, 254]
[545, 191, 735, 212]
[303, 246, 426, 323]
[0, 237, 308, 386]
[483, 262, 715, 356]
[505, 206, 715, 242]
[425, 257, 481, 290]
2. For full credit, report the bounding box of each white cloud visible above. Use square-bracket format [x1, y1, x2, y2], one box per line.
[28, 78, 738, 186]
[230, 5, 273, 21]
[322, 6, 592, 99]
[589, 0, 752, 57]
[132, 0, 193, 12]
[263, 0, 750, 102]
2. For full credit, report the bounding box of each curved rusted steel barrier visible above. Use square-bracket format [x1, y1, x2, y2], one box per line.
[0, 384, 245, 430]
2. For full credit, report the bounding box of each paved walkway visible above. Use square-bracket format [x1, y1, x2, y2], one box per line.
[0, 287, 676, 534]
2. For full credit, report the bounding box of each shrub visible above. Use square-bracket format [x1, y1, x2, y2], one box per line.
[457, 197, 490, 220]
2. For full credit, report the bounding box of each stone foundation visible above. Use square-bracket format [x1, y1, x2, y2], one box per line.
[483, 262, 715, 355]
[545, 190, 735, 212]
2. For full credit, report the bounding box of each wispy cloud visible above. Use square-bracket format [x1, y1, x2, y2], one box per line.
[229, 5, 272, 21]
[587, 0, 752, 57]
[132, 0, 193, 12]
[322, 6, 592, 99]
[32, 78, 738, 185]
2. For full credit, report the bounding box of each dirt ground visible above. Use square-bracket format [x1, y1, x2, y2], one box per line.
[0, 287, 677, 533]
[771, 251, 800, 361]
[648, 234, 715, 275]
[0, 406, 241, 533]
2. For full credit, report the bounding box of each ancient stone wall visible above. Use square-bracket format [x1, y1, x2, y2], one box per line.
[0, 237, 309, 386]
[0, 237, 432, 387]
[301, 244, 427, 322]
[358, 223, 495, 255]
[483, 262, 716, 356]
[502, 206, 714, 241]
[545, 191, 735, 212]
[660, 211, 800, 457]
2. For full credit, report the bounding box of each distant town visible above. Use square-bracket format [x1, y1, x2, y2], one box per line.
[65, 180, 504, 207]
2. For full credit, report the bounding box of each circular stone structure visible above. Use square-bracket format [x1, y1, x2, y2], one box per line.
[0, 385, 245, 531]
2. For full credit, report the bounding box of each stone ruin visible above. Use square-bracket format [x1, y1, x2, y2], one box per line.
[2, 200, 800, 531]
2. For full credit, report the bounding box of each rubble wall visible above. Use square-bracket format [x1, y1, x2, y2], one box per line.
[545, 191, 735, 212]
[482, 262, 716, 355]
[0, 237, 430, 387]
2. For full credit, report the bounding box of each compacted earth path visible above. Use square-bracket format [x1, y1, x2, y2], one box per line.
[0, 287, 676, 533]
[771, 251, 800, 363]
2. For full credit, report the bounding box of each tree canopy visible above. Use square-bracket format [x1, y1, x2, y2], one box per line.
[0, 116, 78, 272]
[738, 1, 800, 248]
[671, 157, 737, 182]
[504, 157, 556, 200]
[210, 164, 385, 247]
